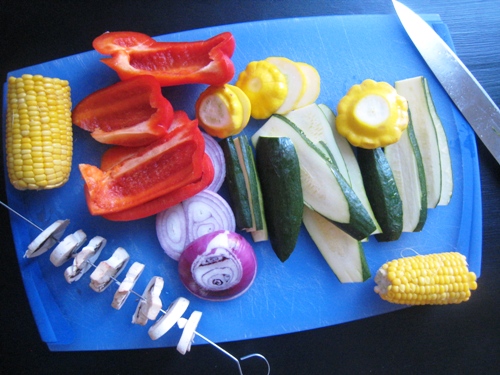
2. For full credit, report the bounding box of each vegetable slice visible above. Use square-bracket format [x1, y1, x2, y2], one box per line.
[72, 75, 173, 147]
[266, 57, 306, 115]
[220, 135, 268, 241]
[156, 204, 187, 261]
[422, 78, 453, 206]
[357, 148, 403, 242]
[49, 229, 87, 267]
[385, 115, 428, 232]
[156, 190, 235, 261]
[148, 297, 190, 340]
[285, 104, 349, 185]
[303, 206, 370, 283]
[294, 62, 321, 109]
[64, 236, 107, 283]
[251, 113, 376, 240]
[25, 219, 70, 258]
[177, 310, 202, 355]
[395, 76, 453, 207]
[183, 190, 236, 245]
[80, 113, 205, 217]
[132, 276, 164, 326]
[93, 31, 236, 86]
[395, 77, 442, 208]
[256, 137, 303, 262]
[102, 153, 214, 222]
[112, 261, 145, 310]
[319, 104, 381, 235]
[202, 132, 226, 192]
[89, 247, 130, 292]
[178, 230, 257, 301]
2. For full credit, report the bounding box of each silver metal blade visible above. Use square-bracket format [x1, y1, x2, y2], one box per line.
[393, 0, 500, 164]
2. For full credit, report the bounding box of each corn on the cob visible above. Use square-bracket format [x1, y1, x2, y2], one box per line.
[374, 252, 477, 305]
[6, 74, 73, 190]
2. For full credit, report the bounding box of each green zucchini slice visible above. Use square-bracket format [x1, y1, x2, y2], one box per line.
[303, 206, 370, 283]
[357, 147, 403, 242]
[251, 113, 376, 241]
[318, 103, 382, 236]
[256, 136, 303, 262]
[385, 112, 428, 232]
[395, 76, 453, 208]
[220, 135, 267, 241]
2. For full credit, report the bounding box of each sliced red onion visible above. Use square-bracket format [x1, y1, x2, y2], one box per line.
[178, 230, 257, 301]
[202, 132, 225, 192]
[156, 204, 188, 261]
[156, 190, 235, 261]
[183, 189, 235, 244]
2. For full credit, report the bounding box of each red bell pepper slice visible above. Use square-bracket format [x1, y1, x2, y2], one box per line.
[92, 31, 236, 87]
[99, 110, 192, 170]
[79, 112, 205, 216]
[102, 154, 214, 221]
[72, 75, 173, 147]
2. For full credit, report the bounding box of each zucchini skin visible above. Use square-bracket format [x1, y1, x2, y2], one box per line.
[357, 147, 403, 242]
[327, 161, 377, 241]
[220, 135, 265, 232]
[256, 137, 303, 262]
[274, 114, 376, 240]
[220, 137, 253, 229]
[406, 116, 428, 232]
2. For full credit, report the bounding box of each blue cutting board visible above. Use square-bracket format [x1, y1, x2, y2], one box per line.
[2, 14, 482, 351]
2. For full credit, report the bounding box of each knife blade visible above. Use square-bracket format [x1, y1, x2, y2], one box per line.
[393, 0, 500, 164]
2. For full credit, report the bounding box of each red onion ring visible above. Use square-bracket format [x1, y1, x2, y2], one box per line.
[202, 132, 225, 192]
[156, 190, 235, 261]
[155, 204, 187, 261]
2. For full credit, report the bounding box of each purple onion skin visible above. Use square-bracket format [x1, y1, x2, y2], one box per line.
[178, 230, 257, 301]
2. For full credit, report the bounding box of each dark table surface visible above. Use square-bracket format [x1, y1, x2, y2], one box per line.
[1, 1, 499, 374]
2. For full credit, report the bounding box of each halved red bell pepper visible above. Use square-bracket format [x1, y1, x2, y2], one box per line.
[72, 75, 173, 147]
[79, 111, 205, 216]
[92, 31, 236, 87]
[102, 154, 214, 221]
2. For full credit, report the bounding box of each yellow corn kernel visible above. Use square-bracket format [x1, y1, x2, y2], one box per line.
[6, 74, 73, 190]
[374, 252, 477, 305]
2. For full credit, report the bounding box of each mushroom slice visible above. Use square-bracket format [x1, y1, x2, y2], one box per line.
[148, 297, 190, 340]
[177, 310, 202, 355]
[112, 262, 145, 310]
[89, 247, 130, 292]
[64, 236, 107, 283]
[132, 276, 164, 326]
[25, 219, 70, 258]
[49, 229, 87, 267]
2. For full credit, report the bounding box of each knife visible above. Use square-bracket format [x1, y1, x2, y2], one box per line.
[393, 0, 500, 164]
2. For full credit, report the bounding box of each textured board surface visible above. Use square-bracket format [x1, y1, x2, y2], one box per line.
[2, 14, 481, 351]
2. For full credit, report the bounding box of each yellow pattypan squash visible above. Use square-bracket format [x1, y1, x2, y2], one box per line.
[196, 84, 251, 138]
[235, 60, 288, 120]
[336, 79, 409, 149]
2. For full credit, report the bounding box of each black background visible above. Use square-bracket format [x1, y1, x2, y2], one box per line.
[1, 1, 499, 374]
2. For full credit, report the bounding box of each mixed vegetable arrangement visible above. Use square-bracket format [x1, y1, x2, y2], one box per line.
[4, 28, 478, 349]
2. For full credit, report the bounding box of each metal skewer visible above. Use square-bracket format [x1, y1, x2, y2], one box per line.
[1, 200, 44, 231]
[1, 200, 271, 375]
[86, 259, 271, 375]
